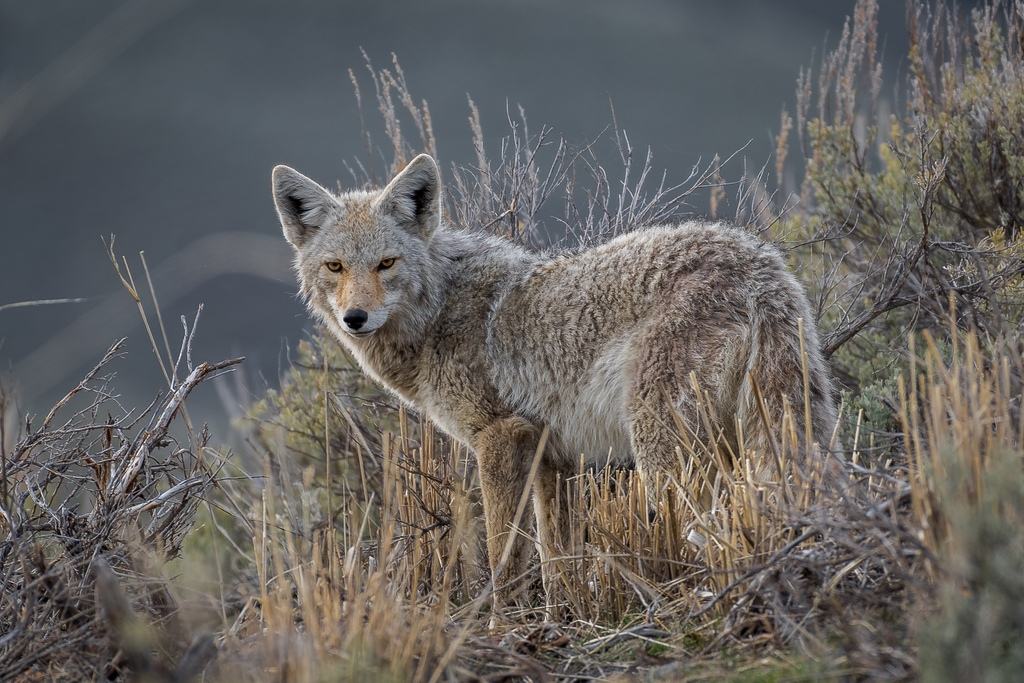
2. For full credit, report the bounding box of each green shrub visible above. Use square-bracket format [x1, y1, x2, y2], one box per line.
[245, 331, 395, 502]
[776, 0, 1024, 396]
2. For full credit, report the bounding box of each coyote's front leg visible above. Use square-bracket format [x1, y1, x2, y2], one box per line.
[474, 417, 540, 618]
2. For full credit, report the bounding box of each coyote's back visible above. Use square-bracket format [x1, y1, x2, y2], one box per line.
[486, 222, 836, 472]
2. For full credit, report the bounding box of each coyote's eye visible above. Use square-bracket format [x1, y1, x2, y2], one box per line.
[324, 261, 343, 273]
[378, 257, 397, 270]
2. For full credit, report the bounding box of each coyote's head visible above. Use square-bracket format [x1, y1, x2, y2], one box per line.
[272, 154, 441, 340]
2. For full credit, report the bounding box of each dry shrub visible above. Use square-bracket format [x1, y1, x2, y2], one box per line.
[0, 335, 240, 681]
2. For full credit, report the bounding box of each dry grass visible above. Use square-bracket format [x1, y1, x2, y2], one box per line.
[3, 1, 1024, 680]
[8, 313, 1011, 680]
[213, 303, 1020, 681]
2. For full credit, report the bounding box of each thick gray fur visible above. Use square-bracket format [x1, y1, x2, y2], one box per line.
[272, 154, 838, 615]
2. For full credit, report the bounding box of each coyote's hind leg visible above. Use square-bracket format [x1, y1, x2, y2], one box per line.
[628, 315, 736, 509]
[533, 459, 574, 620]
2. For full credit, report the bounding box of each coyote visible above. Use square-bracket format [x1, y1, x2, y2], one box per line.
[272, 154, 837, 611]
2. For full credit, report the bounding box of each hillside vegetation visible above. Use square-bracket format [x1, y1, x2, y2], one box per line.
[2, 1, 1023, 680]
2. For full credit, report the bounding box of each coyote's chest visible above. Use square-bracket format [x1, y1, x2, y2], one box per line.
[495, 334, 636, 469]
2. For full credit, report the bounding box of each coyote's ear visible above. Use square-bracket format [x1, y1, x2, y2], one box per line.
[376, 154, 441, 237]
[272, 165, 336, 249]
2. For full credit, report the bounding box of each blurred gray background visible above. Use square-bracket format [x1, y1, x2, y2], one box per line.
[0, 0, 911, 432]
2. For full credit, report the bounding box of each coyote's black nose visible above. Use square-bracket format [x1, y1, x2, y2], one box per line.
[343, 308, 368, 330]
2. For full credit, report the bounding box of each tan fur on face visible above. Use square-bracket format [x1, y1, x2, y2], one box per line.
[335, 267, 385, 313]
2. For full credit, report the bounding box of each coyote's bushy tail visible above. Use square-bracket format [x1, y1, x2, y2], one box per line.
[736, 283, 838, 459]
